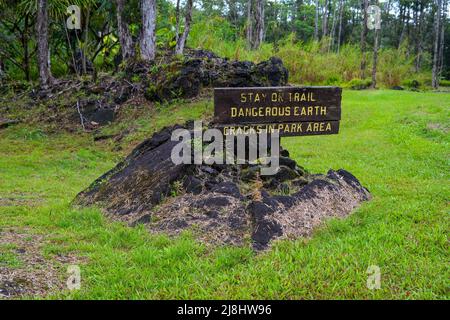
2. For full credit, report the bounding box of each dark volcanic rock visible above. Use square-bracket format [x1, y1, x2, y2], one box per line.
[74, 124, 188, 215]
[147, 50, 289, 101]
[75, 124, 371, 250]
[273, 165, 300, 182]
[197, 196, 232, 209]
[247, 201, 282, 249]
[211, 182, 242, 198]
[279, 156, 297, 170]
[184, 176, 203, 195]
[130, 214, 152, 227]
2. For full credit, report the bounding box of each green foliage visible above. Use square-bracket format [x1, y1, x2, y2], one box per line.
[439, 80, 450, 87]
[402, 79, 421, 90]
[346, 78, 373, 90]
[1, 1, 447, 84]
[189, 26, 423, 88]
[377, 45, 415, 87]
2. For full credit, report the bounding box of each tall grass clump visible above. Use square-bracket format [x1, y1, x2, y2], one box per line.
[188, 16, 273, 62]
[189, 19, 424, 88]
[377, 44, 415, 87]
[275, 34, 362, 84]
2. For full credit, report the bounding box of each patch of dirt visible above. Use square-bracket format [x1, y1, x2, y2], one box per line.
[149, 191, 251, 246]
[426, 122, 449, 134]
[0, 193, 45, 207]
[0, 228, 81, 299]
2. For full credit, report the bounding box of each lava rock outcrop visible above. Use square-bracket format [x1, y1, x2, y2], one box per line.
[74, 124, 370, 249]
[144, 51, 289, 101]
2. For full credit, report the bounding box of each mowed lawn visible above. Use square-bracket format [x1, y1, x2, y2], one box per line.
[0, 90, 448, 299]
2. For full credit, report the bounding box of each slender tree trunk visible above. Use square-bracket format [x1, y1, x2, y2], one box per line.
[329, 0, 338, 51]
[116, 0, 135, 61]
[246, 0, 253, 47]
[252, 0, 264, 49]
[176, 0, 181, 43]
[22, 14, 30, 81]
[175, 0, 193, 54]
[413, 0, 418, 59]
[337, 0, 344, 53]
[37, 0, 52, 88]
[322, 0, 329, 37]
[372, 28, 380, 88]
[398, 7, 409, 48]
[360, 0, 369, 79]
[397, 3, 404, 43]
[82, 7, 90, 74]
[432, 0, 442, 89]
[247, 0, 264, 49]
[314, 0, 319, 40]
[415, 2, 424, 72]
[0, 58, 4, 78]
[370, 0, 381, 88]
[140, 0, 157, 61]
[227, 0, 239, 39]
[438, 0, 447, 77]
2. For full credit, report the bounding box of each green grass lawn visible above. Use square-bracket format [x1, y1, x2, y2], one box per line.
[0, 90, 448, 299]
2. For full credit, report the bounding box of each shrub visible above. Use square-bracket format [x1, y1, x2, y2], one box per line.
[325, 75, 342, 86]
[377, 46, 414, 87]
[346, 78, 373, 90]
[439, 79, 450, 87]
[402, 79, 421, 89]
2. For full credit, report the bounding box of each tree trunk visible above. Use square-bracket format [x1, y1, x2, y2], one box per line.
[252, 0, 264, 49]
[37, 0, 52, 88]
[227, 0, 239, 39]
[432, 0, 442, 89]
[314, 0, 319, 40]
[322, 0, 329, 37]
[398, 6, 409, 49]
[372, 28, 380, 89]
[360, 0, 369, 79]
[246, 0, 253, 47]
[116, 0, 135, 61]
[22, 13, 30, 81]
[415, 1, 424, 72]
[83, 7, 90, 74]
[175, 0, 193, 54]
[438, 0, 447, 77]
[175, 0, 181, 46]
[247, 0, 264, 50]
[329, 0, 338, 51]
[0, 58, 4, 78]
[337, 0, 344, 53]
[140, 0, 157, 61]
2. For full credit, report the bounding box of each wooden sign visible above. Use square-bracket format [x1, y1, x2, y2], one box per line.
[213, 86, 342, 137]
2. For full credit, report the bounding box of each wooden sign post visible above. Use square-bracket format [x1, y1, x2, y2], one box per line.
[213, 86, 342, 137]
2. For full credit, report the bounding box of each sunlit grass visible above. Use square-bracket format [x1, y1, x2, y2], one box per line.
[0, 90, 448, 299]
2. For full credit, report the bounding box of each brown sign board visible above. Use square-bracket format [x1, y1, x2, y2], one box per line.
[213, 86, 342, 137]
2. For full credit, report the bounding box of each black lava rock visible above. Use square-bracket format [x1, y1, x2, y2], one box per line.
[211, 181, 242, 198]
[147, 51, 289, 101]
[197, 196, 231, 209]
[274, 165, 300, 182]
[131, 214, 152, 226]
[279, 156, 297, 170]
[184, 176, 203, 195]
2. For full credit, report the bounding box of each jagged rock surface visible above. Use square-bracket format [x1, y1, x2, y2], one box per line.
[75, 124, 371, 250]
[144, 51, 289, 101]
